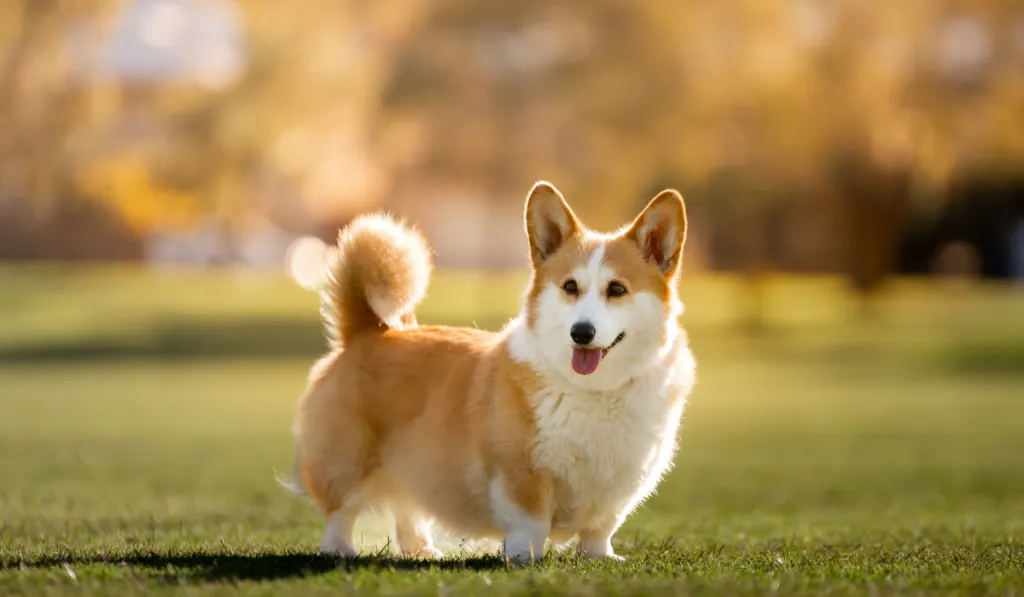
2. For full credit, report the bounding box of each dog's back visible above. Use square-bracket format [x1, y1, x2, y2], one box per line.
[310, 324, 499, 433]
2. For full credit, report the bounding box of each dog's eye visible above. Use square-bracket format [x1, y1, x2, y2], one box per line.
[562, 279, 579, 296]
[607, 281, 628, 298]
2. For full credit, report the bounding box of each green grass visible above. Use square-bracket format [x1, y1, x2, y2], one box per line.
[1, 267, 1023, 595]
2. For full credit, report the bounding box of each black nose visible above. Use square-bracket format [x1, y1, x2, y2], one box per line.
[570, 322, 596, 346]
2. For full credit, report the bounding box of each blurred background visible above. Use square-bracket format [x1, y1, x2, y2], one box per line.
[1, 0, 1023, 566]
[2, 0, 1024, 278]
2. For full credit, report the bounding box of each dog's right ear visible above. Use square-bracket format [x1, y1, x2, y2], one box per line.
[525, 181, 580, 266]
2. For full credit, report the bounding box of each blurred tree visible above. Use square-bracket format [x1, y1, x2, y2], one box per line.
[0, 0, 146, 259]
[0, 0, 120, 214]
[369, 0, 1024, 324]
[2, 0, 1020, 278]
[78, 152, 204, 233]
[815, 2, 921, 315]
[152, 0, 425, 240]
[687, 0, 1021, 320]
[815, 0, 1022, 311]
[376, 0, 689, 230]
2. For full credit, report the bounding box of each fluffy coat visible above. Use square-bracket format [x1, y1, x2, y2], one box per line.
[289, 181, 696, 562]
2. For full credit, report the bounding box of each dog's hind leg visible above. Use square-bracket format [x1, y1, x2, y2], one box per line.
[319, 507, 360, 557]
[393, 506, 443, 559]
[303, 453, 369, 557]
[300, 439, 373, 557]
[296, 379, 376, 557]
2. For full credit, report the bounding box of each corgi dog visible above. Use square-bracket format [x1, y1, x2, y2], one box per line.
[288, 181, 696, 563]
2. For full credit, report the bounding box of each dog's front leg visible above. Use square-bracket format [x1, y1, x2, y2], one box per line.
[489, 471, 552, 565]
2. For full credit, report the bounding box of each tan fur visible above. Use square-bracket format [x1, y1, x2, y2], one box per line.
[624, 189, 688, 279]
[290, 184, 694, 561]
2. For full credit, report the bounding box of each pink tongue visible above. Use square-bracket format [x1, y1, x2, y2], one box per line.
[571, 348, 602, 375]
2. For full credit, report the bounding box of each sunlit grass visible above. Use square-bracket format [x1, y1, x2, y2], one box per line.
[1, 264, 1021, 348]
[0, 266, 1022, 594]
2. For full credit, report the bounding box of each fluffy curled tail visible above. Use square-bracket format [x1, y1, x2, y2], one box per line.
[320, 214, 432, 347]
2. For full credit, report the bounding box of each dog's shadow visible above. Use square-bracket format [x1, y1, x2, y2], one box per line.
[8, 551, 509, 584]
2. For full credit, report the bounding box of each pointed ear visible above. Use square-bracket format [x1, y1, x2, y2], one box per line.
[626, 189, 688, 278]
[524, 181, 581, 266]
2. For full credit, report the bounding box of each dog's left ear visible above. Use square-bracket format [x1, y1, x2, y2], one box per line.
[626, 190, 687, 278]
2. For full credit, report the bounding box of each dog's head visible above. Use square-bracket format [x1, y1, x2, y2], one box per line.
[521, 181, 687, 391]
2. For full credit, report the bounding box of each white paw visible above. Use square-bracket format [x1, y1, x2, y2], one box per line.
[505, 552, 544, 567]
[318, 537, 358, 558]
[410, 545, 445, 559]
[504, 541, 546, 566]
[502, 531, 547, 566]
[319, 511, 358, 558]
[549, 541, 574, 554]
[577, 543, 625, 561]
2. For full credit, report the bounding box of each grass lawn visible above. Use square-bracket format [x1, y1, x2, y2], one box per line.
[1, 267, 1023, 595]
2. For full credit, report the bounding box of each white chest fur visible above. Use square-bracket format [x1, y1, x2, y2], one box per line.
[530, 364, 687, 534]
[505, 317, 695, 536]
